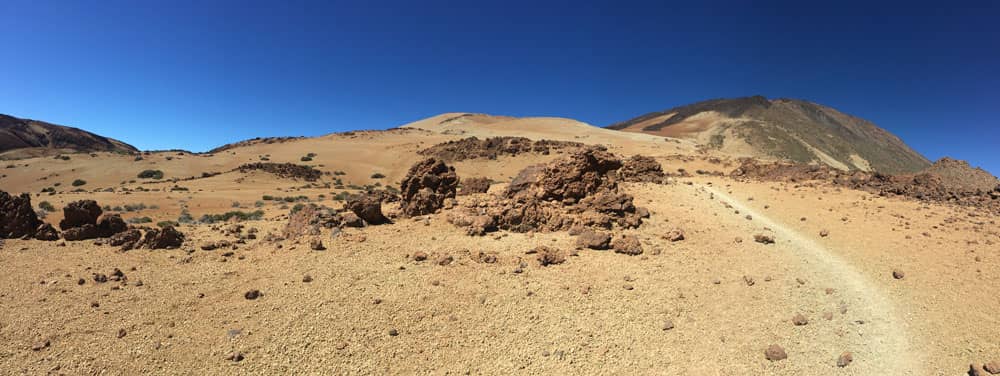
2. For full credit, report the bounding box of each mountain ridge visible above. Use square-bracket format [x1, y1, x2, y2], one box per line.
[607, 96, 930, 174]
[0, 114, 138, 159]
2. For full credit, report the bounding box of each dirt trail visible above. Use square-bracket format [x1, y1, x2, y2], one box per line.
[696, 183, 917, 373]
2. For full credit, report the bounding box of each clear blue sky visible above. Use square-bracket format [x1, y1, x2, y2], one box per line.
[2, 1, 998, 174]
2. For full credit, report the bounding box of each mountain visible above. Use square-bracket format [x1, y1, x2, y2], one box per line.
[0, 114, 137, 159]
[607, 96, 930, 174]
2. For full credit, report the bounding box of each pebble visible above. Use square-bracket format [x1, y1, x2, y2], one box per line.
[764, 344, 787, 361]
[837, 352, 853, 367]
[244, 290, 262, 300]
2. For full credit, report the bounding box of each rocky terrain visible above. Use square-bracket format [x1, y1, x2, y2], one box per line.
[607, 96, 931, 174]
[0, 114, 138, 159]
[0, 111, 997, 375]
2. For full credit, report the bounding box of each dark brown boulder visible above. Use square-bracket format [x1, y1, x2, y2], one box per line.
[140, 226, 184, 249]
[346, 194, 390, 225]
[109, 229, 142, 251]
[459, 177, 491, 195]
[96, 214, 127, 236]
[59, 200, 102, 230]
[0, 191, 42, 239]
[400, 158, 459, 216]
[576, 229, 611, 250]
[62, 224, 102, 241]
[34, 223, 59, 241]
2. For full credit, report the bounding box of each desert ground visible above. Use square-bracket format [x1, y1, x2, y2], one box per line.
[1, 114, 998, 375]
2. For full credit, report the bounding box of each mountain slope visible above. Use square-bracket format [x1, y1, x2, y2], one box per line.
[0, 114, 137, 159]
[608, 96, 930, 174]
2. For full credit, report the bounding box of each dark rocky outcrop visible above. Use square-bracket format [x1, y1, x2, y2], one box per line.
[0, 191, 43, 239]
[418, 136, 584, 162]
[236, 162, 321, 181]
[59, 200, 102, 230]
[400, 158, 459, 216]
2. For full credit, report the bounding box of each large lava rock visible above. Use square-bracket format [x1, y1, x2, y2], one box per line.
[0, 191, 43, 239]
[346, 194, 390, 225]
[505, 147, 622, 203]
[59, 200, 102, 230]
[139, 226, 185, 249]
[400, 158, 459, 216]
[618, 155, 666, 183]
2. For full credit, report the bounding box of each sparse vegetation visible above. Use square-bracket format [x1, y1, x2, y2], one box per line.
[198, 210, 265, 223]
[38, 201, 56, 212]
[128, 217, 153, 224]
[71, 179, 87, 187]
[138, 170, 165, 180]
[157, 220, 179, 228]
[300, 156, 313, 162]
[371, 172, 385, 179]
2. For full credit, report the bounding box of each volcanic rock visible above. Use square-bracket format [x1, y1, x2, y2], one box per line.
[59, 200, 102, 230]
[0, 191, 43, 239]
[400, 158, 459, 216]
[346, 194, 390, 225]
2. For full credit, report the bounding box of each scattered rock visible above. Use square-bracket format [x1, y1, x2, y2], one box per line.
[792, 314, 808, 326]
[618, 155, 666, 183]
[753, 234, 775, 244]
[109, 229, 142, 251]
[819, 229, 830, 237]
[34, 223, 59, 241]
[412, 251, 428, 262]
[30, 339, 50, 351]
[837, 352, 853, 367]
[535, 246, 566, 266]
[388, 329, 399, 336]
[310, 238, 325, 251]
[892, 269, 905, 280]
[140, 226, 185, 249]
[302, 275, 313, 283]
[116, 328, 127, 339]
[436, 254, 454, 266]
[225, 352, 245, 362]
[237, 162, 320, 181]
[664, 228, 685, 242]
[244, 290, 262, 300]
[662, 320, 675, 331]
[764, 344, 787, 361]
[575, 229, 611, 250]
[611, 234, 643, 255]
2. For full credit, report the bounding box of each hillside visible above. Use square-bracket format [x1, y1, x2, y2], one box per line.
[607, 96, 930, 174]
[0, 114, 137, 159]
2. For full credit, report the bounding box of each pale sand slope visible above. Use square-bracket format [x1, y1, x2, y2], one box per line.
[0, 114, 997, 374]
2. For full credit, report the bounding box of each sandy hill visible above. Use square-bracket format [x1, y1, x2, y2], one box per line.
[607, 96, 930, 174]
[0, 114, 138, 159]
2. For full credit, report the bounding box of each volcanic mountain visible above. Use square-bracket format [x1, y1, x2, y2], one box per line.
[0, 114, 137, 159]
[607, 96, 930, 174]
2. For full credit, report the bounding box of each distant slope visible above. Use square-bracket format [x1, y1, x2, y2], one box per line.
[0, 114, 137, 159]
[608, 96, 930, 174]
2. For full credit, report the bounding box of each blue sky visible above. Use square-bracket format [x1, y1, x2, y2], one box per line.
[1, 1, 998, 174]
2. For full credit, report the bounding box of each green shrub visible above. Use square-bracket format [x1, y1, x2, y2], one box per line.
[157, 220, 179, 228]
[128, 216, 153, 224]
[38, 201, 56, 212]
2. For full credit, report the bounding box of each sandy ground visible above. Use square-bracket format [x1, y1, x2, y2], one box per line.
[0, 114, 998, 375]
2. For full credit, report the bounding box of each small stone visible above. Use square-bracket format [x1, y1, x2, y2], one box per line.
[225, 352, 244, 362]
[819, 229, 829, 237]
[116, 328, 127, 339]
[662, 320, 674, 331]
[743, 275, 755, 286]
[792, 314, 808, 326]
[623, 284, 634, 290]
[754, 234, 775, 244]
[77, 278, 85, 286]
[302, 275, 313, 283]
[436, 254, 454, 266]
[837, 352, 853, 367]
[892, 269, 905, 279]
[310, 238, 325, 251]
[388, 329, 399, 336]
[764, 344, 787, 361]
[412, 251, 428, 261]
[822, 312, 834, 320]
[664, 228, 685, 242]
[244, 290, 262, 300]
[970, 364, 987, 376]
[31, 340, 50, 351]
